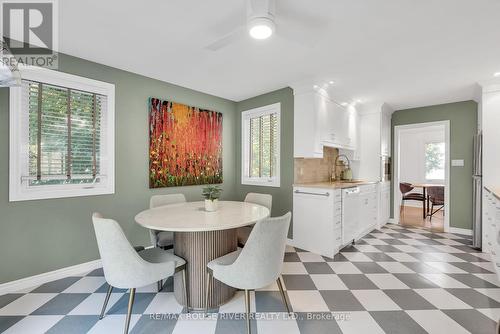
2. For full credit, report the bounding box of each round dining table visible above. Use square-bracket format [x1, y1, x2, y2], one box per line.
[410, 183, 445, 218]
[134, 201, 270, 311]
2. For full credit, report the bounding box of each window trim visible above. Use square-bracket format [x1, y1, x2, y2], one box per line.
[424, 140, 445, 181]
[9, 66, 115, 201]
[241, 103, 281, 187]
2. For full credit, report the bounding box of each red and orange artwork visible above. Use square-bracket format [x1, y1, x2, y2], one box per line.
[149, 98, 223, 188]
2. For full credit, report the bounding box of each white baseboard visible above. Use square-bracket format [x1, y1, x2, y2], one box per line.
[387, 218, 398, 225]
[449, 227, 473, 236]
[0, 260, 102, 295]
[287, 238, 295, 247]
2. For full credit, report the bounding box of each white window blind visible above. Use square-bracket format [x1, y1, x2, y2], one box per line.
[24, 80, 107, 185]
[10, 67, 115, 201]
[242, 103, 280, 187]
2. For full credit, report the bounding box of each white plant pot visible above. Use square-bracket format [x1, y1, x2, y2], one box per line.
[205, 199, 218, 212]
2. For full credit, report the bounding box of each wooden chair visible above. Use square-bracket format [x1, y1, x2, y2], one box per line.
[399, 182, 426, 219]
[427, 186, 444, 222]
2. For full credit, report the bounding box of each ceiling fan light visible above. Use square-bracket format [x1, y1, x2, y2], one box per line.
[248, 17, 275, 40]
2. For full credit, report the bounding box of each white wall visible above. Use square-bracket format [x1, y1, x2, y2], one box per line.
[398, 125, 445, 207]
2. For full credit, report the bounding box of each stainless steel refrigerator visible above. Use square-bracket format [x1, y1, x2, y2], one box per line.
[472, 132, 482, 249]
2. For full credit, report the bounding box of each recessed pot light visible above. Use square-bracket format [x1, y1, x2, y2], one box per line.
[329, 81, 335, 85]
[494, 72, 500, 77]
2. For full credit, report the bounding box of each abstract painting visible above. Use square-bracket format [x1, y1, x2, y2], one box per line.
[149, 98, 223, 188]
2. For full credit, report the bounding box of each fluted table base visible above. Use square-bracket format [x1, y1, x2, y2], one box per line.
[173, 229, 238, 311]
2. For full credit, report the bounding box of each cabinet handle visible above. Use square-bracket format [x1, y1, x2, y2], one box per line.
[294, 190, 330, 197]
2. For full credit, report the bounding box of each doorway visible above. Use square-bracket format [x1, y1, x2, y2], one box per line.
[393, 121, 450, 232]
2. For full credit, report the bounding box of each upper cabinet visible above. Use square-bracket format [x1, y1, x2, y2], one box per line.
[380, 110, 391, 157]
[358, 103, 393, 181]
[293, 87, 359, 158]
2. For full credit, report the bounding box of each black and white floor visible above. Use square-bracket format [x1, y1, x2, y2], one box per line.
[0, 224, 498, 334]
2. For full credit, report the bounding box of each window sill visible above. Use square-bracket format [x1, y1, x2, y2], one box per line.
[241, 179, 280, 188]
[9, 184, 115, 202]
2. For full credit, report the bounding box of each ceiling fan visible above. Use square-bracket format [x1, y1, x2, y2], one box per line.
[204, 0, 327, 51]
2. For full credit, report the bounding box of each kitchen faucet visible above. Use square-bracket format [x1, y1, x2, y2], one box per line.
[331, 154, 351, 182]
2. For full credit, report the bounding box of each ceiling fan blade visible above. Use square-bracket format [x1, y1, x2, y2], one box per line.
[0, 41, 21, 87]
[204, 26, 246, 51]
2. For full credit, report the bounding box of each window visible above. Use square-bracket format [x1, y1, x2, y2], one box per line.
[425, 142, 445, 180]
[241, 103, 280, 187]
[9, 67, 115, 201]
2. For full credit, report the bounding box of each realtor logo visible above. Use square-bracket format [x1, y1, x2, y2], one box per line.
[1, 0, 58, 68]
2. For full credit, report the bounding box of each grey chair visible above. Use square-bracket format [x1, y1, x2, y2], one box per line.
[92, 213, 188, 334]
[206, 212, 292, 334]
[237, 193, 273, 247]
[149, 194, 186, 249]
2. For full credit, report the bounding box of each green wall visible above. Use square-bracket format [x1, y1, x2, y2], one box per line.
[391, 101, 478, 230]
[235, 87, 294, 236]
[0, 53, 237, 284]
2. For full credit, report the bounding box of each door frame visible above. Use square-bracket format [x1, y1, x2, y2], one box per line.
[393, 120, 450, 232]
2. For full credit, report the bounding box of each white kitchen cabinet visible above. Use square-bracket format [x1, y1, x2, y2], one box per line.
[483, 188, 500, 276]
[479, 80, 500, 252]
[293, 187, 342, 258]
[380, 111, 391, 156]
[359, 184, 378, 235]
[378, 182, 391, 227]
[358, 105, 392, 181]
[293, 87, 359, 158]
[293, 184, 379, 257]
[293, 91, 323, 157]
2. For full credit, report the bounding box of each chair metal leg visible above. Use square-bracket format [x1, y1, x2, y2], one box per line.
[182, 268, 189, 311]
[99, 284, 113, 320]
[244, 289, 251, 334]
[276, 276, 291, 314]
[124, 288, 135, 334]
[205, 271, 212, 313]
[400, 199, 405, 221]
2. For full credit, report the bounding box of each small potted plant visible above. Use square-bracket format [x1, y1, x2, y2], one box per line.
[202, 185, 222, 212]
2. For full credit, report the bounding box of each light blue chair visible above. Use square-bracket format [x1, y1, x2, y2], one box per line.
[206, 212, 292, 334]
[92, 213, 188, 334]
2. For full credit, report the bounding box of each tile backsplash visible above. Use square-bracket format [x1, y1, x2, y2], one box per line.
[294, 147, 340, 183]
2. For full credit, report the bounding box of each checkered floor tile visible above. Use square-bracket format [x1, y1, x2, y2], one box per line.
[1, 224, 499, 333]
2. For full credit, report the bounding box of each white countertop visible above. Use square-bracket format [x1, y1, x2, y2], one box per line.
[486, 186, 500, 200]
[135, 201, 270, 232]
[293, 181, 379, 190]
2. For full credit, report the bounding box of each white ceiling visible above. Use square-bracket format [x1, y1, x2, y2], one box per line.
[59, 0, 500, 109]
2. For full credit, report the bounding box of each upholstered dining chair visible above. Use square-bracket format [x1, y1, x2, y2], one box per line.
[149, 194, 186, 249]
[92, 213, 188, 334]
[427, 186, 445, 222]
[399, 182, 425, 219]
[237, 193, 273, 247]
[206, 212, 292, 334]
